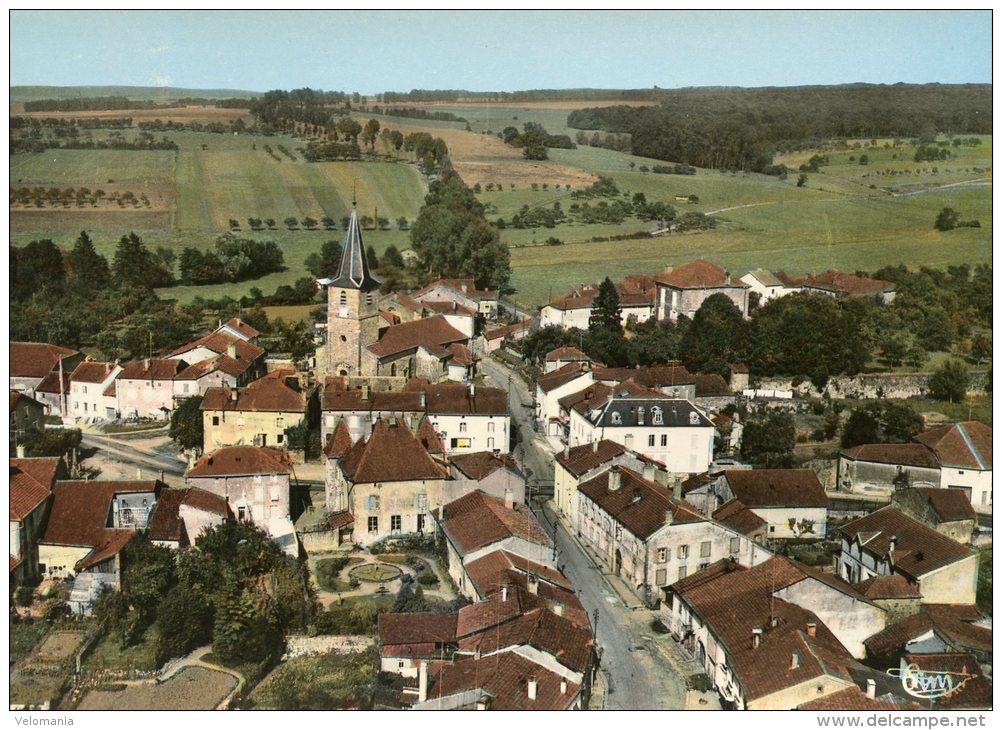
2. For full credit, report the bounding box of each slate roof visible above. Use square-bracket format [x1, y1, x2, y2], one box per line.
[655, 260, 746, 289]
[555, 439, 627, 478]
[9, 342, 79, 379]
[578, 466, 703, 539]
[323, 206, 381, 291]
[201, 371, 306, 413]
[841, 442, 941, 468]
[907, 487, 977, 522]
[839, 507, 974, 579]
[425, 654, 579, 711]
[10, 457, 61, 520]
[186, 446, 292, 477]
[367, 316, 468, 360]
[585, 392, 713, 429]
[451, 451, 522, 481]
[117, 359, 185, 381]
[536, 361, 591, 393]
[912, 421, 991, 470]
[68, 361, 118, 384]
[339, 417, 446, 483]
[723, 469, 829, 508]
[669, 557, 855, 703]
[438, 490, 551, 555]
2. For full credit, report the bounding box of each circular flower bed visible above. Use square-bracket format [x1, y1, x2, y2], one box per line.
[348, 563, 402, 583]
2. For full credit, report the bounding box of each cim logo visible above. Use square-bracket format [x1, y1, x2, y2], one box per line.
[887, 663, 974, 700]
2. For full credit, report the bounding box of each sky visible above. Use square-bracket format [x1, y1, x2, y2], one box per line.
[9, 10, 993, 93]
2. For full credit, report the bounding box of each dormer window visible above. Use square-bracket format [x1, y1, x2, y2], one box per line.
[689, 411, 700, 425]
[651, 407, 663, 425]
[611, 412, 622, 425]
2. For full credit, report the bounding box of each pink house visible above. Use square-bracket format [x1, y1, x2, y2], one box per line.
[116, 359, 186, 419]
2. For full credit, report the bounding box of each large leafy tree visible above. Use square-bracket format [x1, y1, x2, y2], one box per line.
[170, 395, 204, 454]
[681, 294, 747, 376]
[589, 277, 623, 335]
[305, 240, 343, 278]
[927, 360, 969, 403]
[112, 232, 173, 289]
[740, 413, 796, 468]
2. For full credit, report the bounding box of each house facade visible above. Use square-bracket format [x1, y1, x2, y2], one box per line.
[706, 469, 830, 539]
[10, 456, 66, 586]
[116, 359, 186, 419]
[535, 362, 594, 437]
[201, 371, 309, 452]
[10, 391, 46, 444]
[446, 451, 525, 506]
[737, 269, 798, 304]
[68, 361, 121, 421]
[654, 260, 750, 322]
[9, 342, 83, 402]
[891, 487, 977, 544]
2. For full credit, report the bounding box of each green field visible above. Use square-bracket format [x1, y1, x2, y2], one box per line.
[11, 85, 260, 102]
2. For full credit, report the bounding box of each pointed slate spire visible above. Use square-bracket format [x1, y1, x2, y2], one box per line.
[328, 204, 381, 291]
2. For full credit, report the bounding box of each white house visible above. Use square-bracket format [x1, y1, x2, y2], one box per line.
[535, 362, 594, 437]
[68, 361, 121, 421]
[539, 275, 657, 330]
[704, 469, 830, 540]
[737, 269, 798, 304]
[115, 359, 186, 419]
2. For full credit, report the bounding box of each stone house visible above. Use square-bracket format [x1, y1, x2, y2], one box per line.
[9, 341, 83, 406]
[185, 445, 297, 555]
[836, 507, 978, 605]
[863, 604, 993, 663]
[661, 558, 858, 710]
[654, 260, 749, 322]
[792, 270, 896, 304]
[539, 276, 656, 330]
[838, 421, 992, 514]
[146, 486, 233, 549]
[410, 277, 499, 319]
[115, 358, 186, 419]
[364, 315, 474, 382]
[475, 318, 533, 356]
[10, 456, 66, 587]
[10, 391, 46, 444]
[577, 465, 772, 605]
[435, 490, 554, 596]
[326, 416, 448, 546]
[446, 451, 525, 506]
[891, 487, 977, 544]
[200, 370, 309, 452]
[68, 361, 121, 421]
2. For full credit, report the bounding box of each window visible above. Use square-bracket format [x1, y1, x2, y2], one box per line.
[183, 383, 190, 393]
[678, 566, 688, 580]
[417, 514, 426, 532]
[730, 537, 741, 554]
[611, 412, 622, 425]
[651, 407, 663, 425]
[366, 292, 373, 306]
[624, 434, 633, 448]
[277, 434, 284, 444]
[649, 434, 656, 447]
[391, 515, 402, 533]
[212, 416, 220, 426]
[488, 421, 495, 432]
[390, 363, 397, 376]
[340, 291, 348, 305]
[82, 386, 87, 394]
[661, 434, 668, 447]
[699, 562, 710, 572]
[276, 416, 284, 428]
[238, 506, 247, 522]
[656, 548, 668, 563]
[451, 438, 471, 448]
[459, 422, 467, 432]
[769, 525, 776, 534]
[678, 545, 689, 559]
[982, 492, 989, 505]
[398, 661, 405, 669]
[700, 541, 711, 558]
[656, 568, 667, 585]
[366, 495, 380, 511]
[487, 437, 495, 450]
[368, 516, 378, 534]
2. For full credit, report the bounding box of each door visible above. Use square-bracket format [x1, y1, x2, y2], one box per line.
[614, 549, 622, 577]
[417, 514, 426, 533]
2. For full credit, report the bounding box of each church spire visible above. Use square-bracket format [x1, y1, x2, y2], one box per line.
[328, 201, 380, 291]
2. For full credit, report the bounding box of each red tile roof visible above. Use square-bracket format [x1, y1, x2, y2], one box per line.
[327, 511, 355, 530]
[201, 371, 306, 413]
[545, 346, 589, 362]
[839, 507, 974, 579]
[670, 557, 855, 703]
[339, 417, 446, 483]
[555, 440, 627, 477]
[10, 457, 61, 520]
[367, 316, 467, 360]
[322, 381, 422, 411]
[9, 390, 44, 413]
[579, 466, 703, 539]
[412, 277, 497, 300]
[68, 361, 118, 384]
[175, 353, 253, 380]
[414, 416, 445, 454]
[450, 452, 521, 481]
[841, 442, 940, 467]
[798, 686, 919, 711]
[75, 529, 134, 572]
[592, 363, 695, 388]
[439, 490, 551, 555]
[419, 300, 477, 317]
[379, 612, 458, 654]
[445, 342, 474, 366]
[902, 653, 992, 709]
[913, 421, 991, 470]
[426, 654, 579, 710]
[713, 499, 767, 536]
[324, 419, 354, 458]
[33, 370, 72, 396]
[221, 317, 260, 340]
[796, 270, 895, 296]
[723, 469, 829, 508]
[854, 574, 921, 599]
[655, 260, 744, 289]
[454, 584, 546, 637]
[41, 480, 158, 548]
[536, 362, 592, 394]
[484, 318, 534, 341]
[694, 373, 731, 397]
[117, 359, 186, 381]
[186, 446, 292, 477]
[421, 383, 507, 416]
[169, 331, 265, 363]
[908, 487, 977, 522]
[864, 607, 992, 656]
[9, 342, 79, 379]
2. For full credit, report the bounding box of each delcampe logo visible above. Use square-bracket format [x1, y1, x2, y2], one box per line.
[887, 663, 975, 700]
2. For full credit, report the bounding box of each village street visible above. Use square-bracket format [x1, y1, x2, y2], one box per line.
[480, 356, 692, 710]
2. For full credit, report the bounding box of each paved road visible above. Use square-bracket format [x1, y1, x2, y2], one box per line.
[481, 355, 688, 710]
[80, 432, 187, 478]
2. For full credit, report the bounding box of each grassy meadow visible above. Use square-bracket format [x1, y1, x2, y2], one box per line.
[9, 107, 992, 310]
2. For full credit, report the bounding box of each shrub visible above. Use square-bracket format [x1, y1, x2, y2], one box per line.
[416, 572, 439, 586]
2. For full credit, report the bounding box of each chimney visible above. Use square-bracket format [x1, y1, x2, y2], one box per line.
[725, 270, 731, 284]
[672, 480, 682, 500]
[501, 584, 508, 602]
[418, 661, 428, 703]
[553, 602, 564, 617]
[752, 627, 763, 649]
[527, 677, 538, 701]
[230, 388, 238, 402]
[560, 679, 568, 695]
[227, 342, 237, 359]
[888, 536, 897, 554]
[137, 467, 143, 480]
[469, 383, 476, 398]
[144, 357, 150, 370]
[361, 384, 370, 401]
[806, 622, 817, 638]
[15, 444, 26, 458]
[642, 463, 655, 483]
[504, 488, 514, 510]
[790, 650, 800, 670]
[527, 574, 538, 595]
[563, 444, 570, 459]
[592, 439, 599, 453]
[461, 283, 468, 293]
[770, 615, 779, 628]
[608, 468, 622, 491]
[865, 679, 876, 700]
[419, 391, 426, 409]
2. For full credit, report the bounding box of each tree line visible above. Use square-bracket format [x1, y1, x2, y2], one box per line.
[375, 88, 660, 104]
[23, 96, 254, 112]
[177, 235, 285, 285]
[566, 84, 992, 172]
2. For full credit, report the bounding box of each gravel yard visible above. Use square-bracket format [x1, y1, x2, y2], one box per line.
[76, 667, 237, 710]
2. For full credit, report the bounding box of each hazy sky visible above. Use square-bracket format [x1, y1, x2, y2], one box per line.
[9, 10, 992, 92]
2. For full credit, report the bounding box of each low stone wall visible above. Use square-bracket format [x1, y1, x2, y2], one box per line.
[283, 635, 374, 659]
[754, 370, 989, 401]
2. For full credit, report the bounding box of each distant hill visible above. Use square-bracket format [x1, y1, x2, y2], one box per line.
[10, 85, 262, 102]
